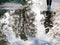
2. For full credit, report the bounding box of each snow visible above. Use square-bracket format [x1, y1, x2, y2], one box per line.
[0, 3, 24, 10]
[0, 0, 60, 45]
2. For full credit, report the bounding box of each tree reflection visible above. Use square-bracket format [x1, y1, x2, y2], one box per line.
[12, 0, 36, 41]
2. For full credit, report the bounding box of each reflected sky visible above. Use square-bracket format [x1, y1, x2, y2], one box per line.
[53, 0, 60, 2]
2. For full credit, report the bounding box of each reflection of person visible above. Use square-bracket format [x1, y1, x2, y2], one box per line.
[47, 0, 52, 11]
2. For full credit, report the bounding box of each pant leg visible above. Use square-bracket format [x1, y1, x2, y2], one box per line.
[47, 0, 52, 11]
[47, 0, 52, 5]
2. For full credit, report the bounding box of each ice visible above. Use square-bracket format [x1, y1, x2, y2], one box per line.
[0, 0, 60, 45]
[0, 3, 24, 10]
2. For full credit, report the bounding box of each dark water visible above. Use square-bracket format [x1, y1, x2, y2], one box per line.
[0, 0, 22, 4]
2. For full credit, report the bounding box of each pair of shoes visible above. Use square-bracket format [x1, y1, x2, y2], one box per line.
[47, 5, 51, 11]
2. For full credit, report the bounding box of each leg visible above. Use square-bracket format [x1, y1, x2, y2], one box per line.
[47, 0, 52, 11]
[47, 0, 52, 5]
